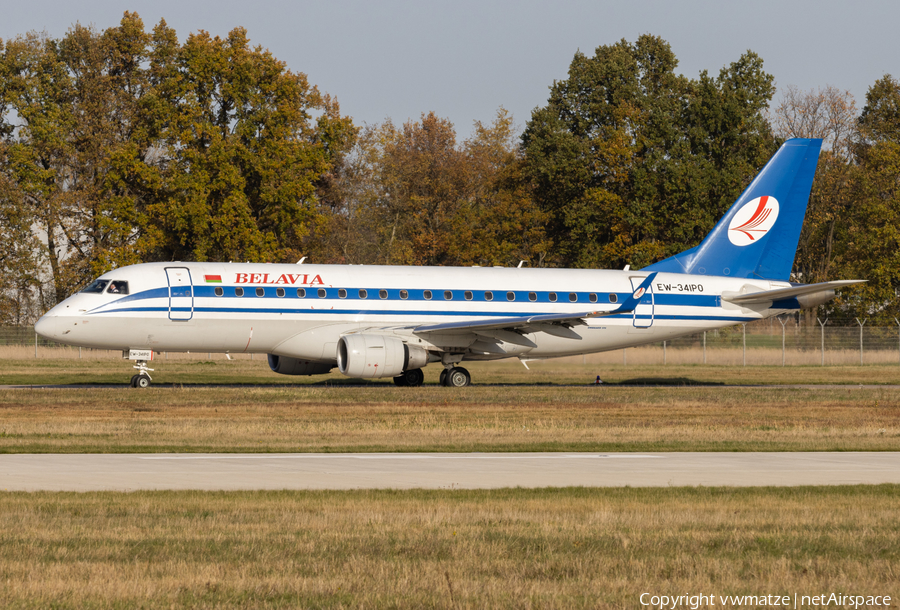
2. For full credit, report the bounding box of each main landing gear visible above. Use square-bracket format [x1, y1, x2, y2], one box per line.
[393, 368, 425, 387]
[439, 366, 471, 387]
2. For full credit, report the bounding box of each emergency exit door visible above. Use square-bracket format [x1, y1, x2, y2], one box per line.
[166, 267, 193, 321]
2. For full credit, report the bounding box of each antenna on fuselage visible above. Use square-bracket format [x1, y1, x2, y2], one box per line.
[297, 257, 307, 265]
[517, 260, 526, 268]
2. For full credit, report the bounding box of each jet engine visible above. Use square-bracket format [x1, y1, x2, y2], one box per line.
[337, 334, 429, 379]
[267, 354, 334, 376]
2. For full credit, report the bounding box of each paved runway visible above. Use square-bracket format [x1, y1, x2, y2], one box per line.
[2, 452, 899, 491]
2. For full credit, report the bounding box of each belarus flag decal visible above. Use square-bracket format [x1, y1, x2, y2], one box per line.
[204, 275, 222, 283]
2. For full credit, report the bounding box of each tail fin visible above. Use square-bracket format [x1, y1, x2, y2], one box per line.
[645, 138, 822, 280]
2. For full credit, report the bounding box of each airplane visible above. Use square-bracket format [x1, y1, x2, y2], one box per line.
[35, 138, 863, 388]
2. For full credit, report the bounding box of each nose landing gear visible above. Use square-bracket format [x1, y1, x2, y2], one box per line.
[125, 349, 155, 388]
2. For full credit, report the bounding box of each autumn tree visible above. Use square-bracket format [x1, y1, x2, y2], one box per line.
[771, 85, 860, 323]
[522, 35, 778, 269]
[314, 109, 549, 267]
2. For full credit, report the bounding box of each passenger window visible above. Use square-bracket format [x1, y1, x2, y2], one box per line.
[569, 293, 578, 302]
[318, 288, 327, 298]
[81, 279, 109, 294]
[549, 293, 557, 302]
[215, 287, 224, 297]
[464, 291, 473, 301]
[256, 287, 265, 297]
[528, 292, 536, 302]
[609, 293, 618, 303]
[589, 293, 597, 303]
[235, 287, 244, 297]
[276, 288, 285, 298]
[444, 291, 453, 300]
[359, 289, 367, 299]
[297, 288, 306, 298]
[107, 281, 129, 295]
[339, 289, 347, 299]
[379, 290, 387, 299]
[400, 290, 408, 299]
[424, 290, 432, 300]
[484, 291, 493, 301]
[507, 292, 515, 301]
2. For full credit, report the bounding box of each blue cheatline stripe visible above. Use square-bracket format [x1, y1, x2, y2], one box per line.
[97, 285, 720, 310]
[89, 304, 762, 324]
[194, 285, 626, 305]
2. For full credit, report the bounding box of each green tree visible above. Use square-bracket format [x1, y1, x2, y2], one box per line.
[144, 22, 355, 264]
[522, 35, 778, 269]
[0, 13, 156, 302]
[0, 13, 353, 311]
[838, 75, 900, 322]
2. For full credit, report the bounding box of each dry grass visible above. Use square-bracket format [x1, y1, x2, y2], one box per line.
[1, 383, 898, 453]
[3, 352, 900, 387]
[0, 487, 897, 609]
[5, 342, 900, 366]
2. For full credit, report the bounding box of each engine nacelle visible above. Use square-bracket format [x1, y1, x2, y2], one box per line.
[797, 290, 836, 309]
[337, 334, 429, 379]
[267, 354, 334, 376]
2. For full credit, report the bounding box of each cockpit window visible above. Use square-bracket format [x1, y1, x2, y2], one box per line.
[81, 279, 109, 294]
[107, 281, 129, 295]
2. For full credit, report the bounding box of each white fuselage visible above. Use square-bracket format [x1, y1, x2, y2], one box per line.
[36, 262, 793, 363]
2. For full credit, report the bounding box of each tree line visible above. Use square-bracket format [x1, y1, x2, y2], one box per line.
[1, 15, 898, 324]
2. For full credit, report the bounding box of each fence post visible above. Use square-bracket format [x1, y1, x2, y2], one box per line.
[817, 318, 828, 366]
[778, 316, 787, 366]
[663, 341, 667, 365]
[623, 348, 626, 366]
[742, 324, 746, 367]
[856, 318, 867, 365]
[34, 330, 37, 358]
[703, 331, 707, 365]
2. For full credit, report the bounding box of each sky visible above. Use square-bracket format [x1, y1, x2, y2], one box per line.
[2, 0, 898, 137]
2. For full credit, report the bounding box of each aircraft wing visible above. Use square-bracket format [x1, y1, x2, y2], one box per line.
[413, 273, 657, 343]
[722, 280, 866, 305]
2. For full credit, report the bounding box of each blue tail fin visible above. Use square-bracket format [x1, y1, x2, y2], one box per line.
[645, 138, 822, 280]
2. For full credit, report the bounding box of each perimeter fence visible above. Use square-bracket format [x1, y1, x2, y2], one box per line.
[2, 319, 899, 366]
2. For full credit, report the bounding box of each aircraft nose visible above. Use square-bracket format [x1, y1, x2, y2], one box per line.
[34, 314, 59, 340]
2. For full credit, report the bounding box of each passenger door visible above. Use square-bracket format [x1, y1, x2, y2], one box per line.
[166, 267, 194, 321]
[629, 276, 654, 328]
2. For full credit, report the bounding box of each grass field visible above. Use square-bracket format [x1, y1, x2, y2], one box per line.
[1, 358, 898, 453]
[1, 486, 897, 609]
[3, 350, 900, 386]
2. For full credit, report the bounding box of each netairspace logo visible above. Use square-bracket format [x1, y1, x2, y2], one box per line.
[640, 592, 892, 609]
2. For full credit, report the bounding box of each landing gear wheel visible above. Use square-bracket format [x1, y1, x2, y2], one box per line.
[403, 369, 424, 387]
[445, 367, 471, 388]
[135, 374, 152, 389]
[130, 375, 139, 388]
[393, 374, 408, 387]
[439, 369, 449, 386]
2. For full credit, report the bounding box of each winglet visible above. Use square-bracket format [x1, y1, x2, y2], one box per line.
[602, 272, 657, 316]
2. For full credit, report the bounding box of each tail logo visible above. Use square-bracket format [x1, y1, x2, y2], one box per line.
[728, 196, 779, 246]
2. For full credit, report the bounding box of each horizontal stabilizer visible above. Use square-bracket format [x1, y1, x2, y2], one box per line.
[722, 280, 865, 305]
